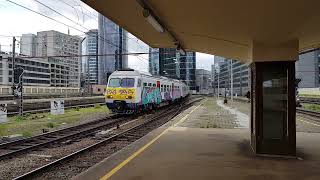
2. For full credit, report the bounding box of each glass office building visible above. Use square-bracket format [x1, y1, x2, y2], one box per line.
[98, 14, 128, 85]
[84, 29, 98, 84]
[149, 48, 196, 90]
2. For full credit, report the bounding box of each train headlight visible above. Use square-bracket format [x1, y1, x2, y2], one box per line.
[125, 95, 133, 99]
[107, 95, 113, 99]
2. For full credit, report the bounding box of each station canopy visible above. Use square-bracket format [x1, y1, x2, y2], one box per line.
[83, 0, 320, 63]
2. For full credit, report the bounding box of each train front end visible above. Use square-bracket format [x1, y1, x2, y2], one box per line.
[105, 70, 140, 114]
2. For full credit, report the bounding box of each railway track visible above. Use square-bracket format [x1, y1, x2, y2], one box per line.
[12, 98, 202, 180]
[0, 114, 128, 160]
[300, 97, 320, 105]
[300, 100, 320, 105]
[296, 108, 320, 119]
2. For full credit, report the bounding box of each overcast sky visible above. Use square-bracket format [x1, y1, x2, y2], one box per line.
[0, 0, 214, 71]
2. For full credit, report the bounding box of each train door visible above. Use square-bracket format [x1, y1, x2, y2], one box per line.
[172, 83, 174, 100]
[158, 80, 165, 101]
[136, 78, 142, 103]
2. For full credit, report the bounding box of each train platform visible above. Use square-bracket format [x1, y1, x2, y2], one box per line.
[75, 98, 320, 180]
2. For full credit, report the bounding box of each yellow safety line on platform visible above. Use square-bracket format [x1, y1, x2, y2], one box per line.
[100, 101, 204, 180]
[298, 119, 320, 127]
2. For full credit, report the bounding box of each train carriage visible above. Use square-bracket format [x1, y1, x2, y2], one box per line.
[105, 69, 189, 114]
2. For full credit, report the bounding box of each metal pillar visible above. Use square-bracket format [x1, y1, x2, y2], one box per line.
[217, 72, 220, 98]
[230, 60, 233, 101]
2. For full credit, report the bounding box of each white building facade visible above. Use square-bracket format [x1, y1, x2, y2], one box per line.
[20, 34, 37, 56]
[36, 30, 82, 87]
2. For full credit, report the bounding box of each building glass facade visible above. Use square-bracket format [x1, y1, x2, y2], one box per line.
[212, 56, 250, 96]
[84, 29, 98, 84]
[98, 14, 128, 85]
[149, 48, 196, 90]
[149, 48, 160, 75]
[296, 50, 320, 88]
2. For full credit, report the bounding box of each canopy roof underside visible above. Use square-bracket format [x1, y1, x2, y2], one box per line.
[83, 0, 320, 62]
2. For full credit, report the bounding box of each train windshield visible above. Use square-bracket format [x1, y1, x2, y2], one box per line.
[121, 78, 135, 87]
[108, 78, 121, 87]
[108, 78, 135, 87]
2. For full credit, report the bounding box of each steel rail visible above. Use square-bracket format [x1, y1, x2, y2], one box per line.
[0, 114, 125, 160]
[296, 108, 320, 120]
[13, 98, 202, 180]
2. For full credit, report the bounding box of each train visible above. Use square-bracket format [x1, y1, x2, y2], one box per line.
[105, 69, 189, 114]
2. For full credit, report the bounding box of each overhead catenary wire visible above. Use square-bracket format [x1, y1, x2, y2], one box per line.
[32, 0, 143, 52]
[5, 0, 129, 57]
[55, 0, 98, 20]
[0, 52, 152, 59]
[3, 0, 148, 63]
[33, 0, 94, 33]
[2, 0, 171, 67]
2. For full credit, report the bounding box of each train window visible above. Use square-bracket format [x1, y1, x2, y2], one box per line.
[108, 78, 135, 87]
[108, 78, 120, 87]
[148, 83, 151, 86]
[153, 84, 156, 87]
[143, 83, 147, 87]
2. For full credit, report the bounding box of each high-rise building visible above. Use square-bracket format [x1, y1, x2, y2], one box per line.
[20, 34, 37, 56]
[196, 69, 212, 94]
[149, 48, 160, 75]
[84, 29, 98, 84]
[36, 30, 82, 87]
[296, 50, 320, 88]
[149, 48, 196, 90]
[98, 14, 128, 85]
[212, 56, 250, 96]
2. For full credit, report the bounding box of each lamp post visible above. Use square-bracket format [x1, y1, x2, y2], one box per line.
[230, 60, 233, 101]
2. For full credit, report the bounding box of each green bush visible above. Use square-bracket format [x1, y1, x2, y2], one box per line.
[75, 106, 80, 111]
[94, 104, 101, 109]
[47, 122, 55, 128]
[24, 113, 31, 118]
[15, 116, 26, 122]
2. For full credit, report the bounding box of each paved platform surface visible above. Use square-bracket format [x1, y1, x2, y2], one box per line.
[75, 98, 320, 180]
[228, 99, 320, 133]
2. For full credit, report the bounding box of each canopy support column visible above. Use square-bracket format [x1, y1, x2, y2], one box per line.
[250, 40, 298, 156]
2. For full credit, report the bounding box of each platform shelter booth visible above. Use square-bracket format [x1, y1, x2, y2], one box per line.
[250, 60, 296, 156]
